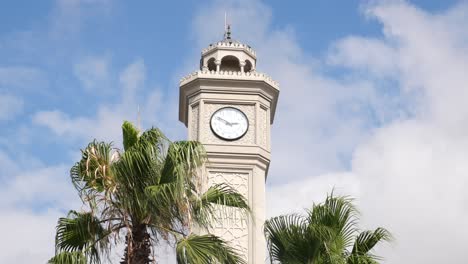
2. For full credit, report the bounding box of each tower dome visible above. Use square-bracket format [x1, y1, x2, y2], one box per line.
[180, 26, 279, 100]
[200, 25, 256, 73]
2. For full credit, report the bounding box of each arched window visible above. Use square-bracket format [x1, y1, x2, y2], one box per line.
[207, 57, 216, 71]
[244, 60, 253, 72]
[220, 55, 241, 72]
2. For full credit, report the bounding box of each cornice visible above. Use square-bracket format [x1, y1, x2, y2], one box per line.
[180, 70, 279, 89]
[202, 41, 257, 58]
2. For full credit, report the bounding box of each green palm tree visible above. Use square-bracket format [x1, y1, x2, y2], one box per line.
[264, 194, 391, 264]
[48, 121, 249, 264]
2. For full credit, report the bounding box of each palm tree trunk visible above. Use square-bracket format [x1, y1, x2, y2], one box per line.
[121, 224, 152, 264]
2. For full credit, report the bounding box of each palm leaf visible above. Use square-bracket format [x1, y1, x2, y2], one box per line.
[122, 120, 139, 151]
[309, 194, 358, 250]
[71, 141, 118, 197]
[265, 214, 330, 264]
[160, 141, 206, 185]
[54, 210, 109, 263]
[176, 234, 246, 264]
[347, 227, 392, 263]
[192, 183, 250, 228]
[48, 251, 87, 264]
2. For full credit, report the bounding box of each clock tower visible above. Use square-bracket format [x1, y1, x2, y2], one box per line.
[178, 27, 279, 263]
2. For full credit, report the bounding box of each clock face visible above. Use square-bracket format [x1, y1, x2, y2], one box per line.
[210, 107, 249, 140]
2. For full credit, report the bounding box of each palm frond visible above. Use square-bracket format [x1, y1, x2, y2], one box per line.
[264, 214, 317, 264]
[348, 227, 392, 263]
[309, 194, 359, 250]
[55, 210, 110, 263]
[138, 126, 169, 150]
[191, 183, 250, 228]
[176, 234, 246, 264]
[160, 141, 206, 185]
[122, 120, 139, 151]
[48, 251, 87, 264]
[200, 184, 250, 209]
[71, 140, 118, 197]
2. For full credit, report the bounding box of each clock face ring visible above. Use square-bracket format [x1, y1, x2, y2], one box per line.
[210, 107, 249, 141]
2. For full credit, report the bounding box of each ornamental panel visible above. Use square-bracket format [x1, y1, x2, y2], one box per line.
[208, 171, 250, 261]
[190, 104, 199, 140]
[259, 106, 268, 149]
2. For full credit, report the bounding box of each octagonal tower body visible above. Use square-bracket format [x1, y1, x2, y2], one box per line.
[179, 32, 279, 263]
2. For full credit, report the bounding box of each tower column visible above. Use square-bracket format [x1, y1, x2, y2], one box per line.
[215, 59, 221, 72]
[240, 61, 246, 73]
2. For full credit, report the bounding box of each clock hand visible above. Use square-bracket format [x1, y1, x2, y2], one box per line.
[216, 116, 231, 125]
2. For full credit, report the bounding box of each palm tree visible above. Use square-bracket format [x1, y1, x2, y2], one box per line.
[48, 121, 249, 264]
[264, 194, 391, 264]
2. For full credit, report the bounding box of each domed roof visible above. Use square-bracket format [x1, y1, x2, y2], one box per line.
[179, 25, 278, 91]
[201, 25, 257, 59]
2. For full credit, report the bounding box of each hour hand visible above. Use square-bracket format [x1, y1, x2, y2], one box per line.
[216, 116, 231, 125]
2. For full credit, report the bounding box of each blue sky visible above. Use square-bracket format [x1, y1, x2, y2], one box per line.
[0, 0, 458, 173]
[2, 0, 468, 263]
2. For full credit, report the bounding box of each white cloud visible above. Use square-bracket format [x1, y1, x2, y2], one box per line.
[33, 60, 146, 143]
[0, 66, 48, 91]
[0, 94, 23, 121]
[34, 59, 180, 145]
[0, 209, 63, 263]
[267, 172, 360, 217]
[119, 58, 146, 101]
[50, 0, 113, 38]
[74, 55, 110, 92]
[0, 150, 81, 263]
[328, 36, 399, 77]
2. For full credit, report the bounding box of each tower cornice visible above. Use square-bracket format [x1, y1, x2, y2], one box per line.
[180, 70, 278, 88]
[202, 41, 257, 59]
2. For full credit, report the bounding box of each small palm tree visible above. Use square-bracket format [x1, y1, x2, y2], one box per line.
[48, 121, 249, 264]
[264, 194, 391, 264]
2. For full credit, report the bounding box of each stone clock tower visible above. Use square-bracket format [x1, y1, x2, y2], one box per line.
[178, 28, 279, 263]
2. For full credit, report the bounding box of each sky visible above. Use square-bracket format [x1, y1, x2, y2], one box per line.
[1, 0, 468, 263]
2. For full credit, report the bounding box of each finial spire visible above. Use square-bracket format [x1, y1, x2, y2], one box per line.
[226, 25, 231, 40]
[224, 12, 231, 40]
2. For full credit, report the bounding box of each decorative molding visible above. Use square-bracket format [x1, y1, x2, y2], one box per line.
[180, 70, 279, 89]
[202, 41, 256, 57]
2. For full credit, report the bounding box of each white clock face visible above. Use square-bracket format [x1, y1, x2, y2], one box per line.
[210, 107, 249, 140]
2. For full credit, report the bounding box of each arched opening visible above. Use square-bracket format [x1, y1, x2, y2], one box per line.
[244, 60, 253, 72]
[220, 55, 241, 72]
[207, 57, 216, 71]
